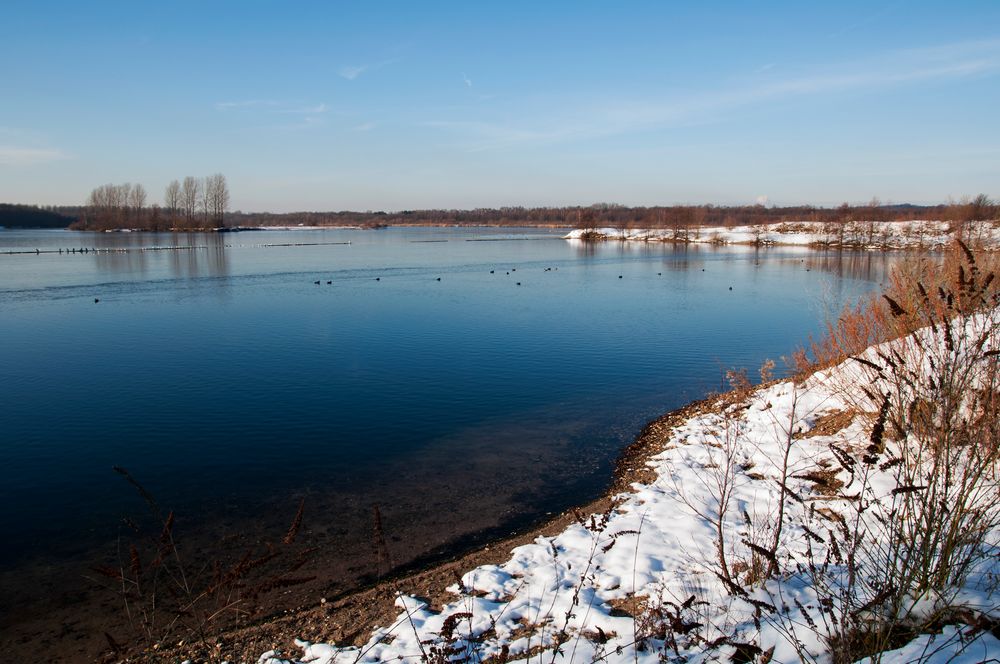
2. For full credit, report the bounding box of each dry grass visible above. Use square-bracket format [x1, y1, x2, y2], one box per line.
[775, 241, 1000, 663]
[794, 241, 1000, 373]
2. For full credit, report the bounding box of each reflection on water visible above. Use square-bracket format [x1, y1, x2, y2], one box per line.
[87, 232, 231, 280]
[797, 250, 901, 315]
[568, 239, 901, 284]
[165, 233, 230, 280]
[0, 228, 232, 282]
[802, 248, 895, 283]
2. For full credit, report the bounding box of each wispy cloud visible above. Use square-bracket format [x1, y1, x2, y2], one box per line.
[283, 103, 328, 115]
[214, 99, 282, 111]
[214, 99, 330, 130]
[352, 122, 376, 132]
[215, 100, 328, 115]
[0, 146, 71, 165]
[339, 65, 368, 80]
[462, 73, 473, 88]
[428, 39, 1000, 151]
[422, 120, 587, 152]
[338, 57, 401, 81]
[290, 116, 325, 129]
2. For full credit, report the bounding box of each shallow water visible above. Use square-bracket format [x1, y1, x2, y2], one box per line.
[0, 227, 892, 652]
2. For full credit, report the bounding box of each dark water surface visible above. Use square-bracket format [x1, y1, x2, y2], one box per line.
[0, 227, 892, 653]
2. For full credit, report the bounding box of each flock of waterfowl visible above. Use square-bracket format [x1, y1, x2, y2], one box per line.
[89, 262, 754, 304]
[303, 265, 745, 292]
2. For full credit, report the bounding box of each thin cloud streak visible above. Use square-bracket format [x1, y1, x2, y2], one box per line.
[339, 65, 367, 80]
[215, 100, 330, 132]
[338, 57, 400, 81]
[428, 39, 1000, 151]
[280, 103, 328, 115]
[214, 99, 282, 110]
[0, 146, 71, 165]
[215, 100, 329, 115]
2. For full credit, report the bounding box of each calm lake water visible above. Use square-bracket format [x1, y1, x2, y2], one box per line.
[0, 227, 893, 652]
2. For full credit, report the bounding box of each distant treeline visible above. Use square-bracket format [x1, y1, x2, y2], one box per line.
[2, 195, 996, 230]
[227, 196, 997, 229]
[0, 203, 78, 229]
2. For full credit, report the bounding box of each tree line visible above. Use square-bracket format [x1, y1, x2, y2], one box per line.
[0, 203, 76, 229]
[73, 174, 230, 231]
[9, 190, 996, 232]
[225, 195, 997, 230]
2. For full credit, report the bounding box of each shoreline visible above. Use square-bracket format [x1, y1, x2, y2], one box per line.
[46, 219, 1000, 252]
[564, 220, 1000, 251]
[151, 395, 732, 663]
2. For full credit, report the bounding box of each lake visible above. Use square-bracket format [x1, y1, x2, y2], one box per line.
[0, 227, 892, 656]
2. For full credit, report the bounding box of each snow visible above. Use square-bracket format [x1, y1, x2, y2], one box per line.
[564, 220, 1000, 250]
[256, 314, 999, 663]
[855, 626, 1000, 664]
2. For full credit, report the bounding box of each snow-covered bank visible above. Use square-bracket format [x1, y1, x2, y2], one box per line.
[257, 225, 365, 231]
[259, 310, 1000, 663]
[565, 220, 1000, 250]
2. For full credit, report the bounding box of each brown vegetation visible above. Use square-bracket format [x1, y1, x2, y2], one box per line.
[755, 242, 1000, 662]
[795, 241, 1000, 371]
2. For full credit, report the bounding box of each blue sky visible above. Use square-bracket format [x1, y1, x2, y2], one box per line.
[1, 1, 998, 212]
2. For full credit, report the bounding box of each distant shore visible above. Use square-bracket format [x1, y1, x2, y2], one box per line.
[566, 219, 1000, 250]
[51, 218, 1000, 252]
[63, 223, 574, 232]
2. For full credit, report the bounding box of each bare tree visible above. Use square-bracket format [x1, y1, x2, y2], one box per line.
[85, 183, 131, 228]
[181, 176, 201, 227]
[200, 177, 211, 223]
[164, 180, 181, 224]
[128, 183, 147, 226]
[112, 183, 129, 225]
[148, 203, 163, 231]
[85, 184, 111, 228]
[966, 193, 994, 224]
[203, 173, 230, 227]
